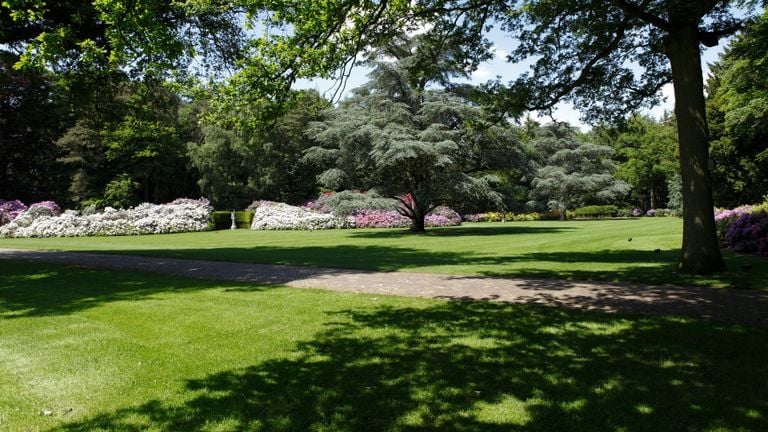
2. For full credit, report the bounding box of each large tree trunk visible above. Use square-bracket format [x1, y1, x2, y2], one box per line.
[410, 213, 426, 233]
[664, 25, 726, 274]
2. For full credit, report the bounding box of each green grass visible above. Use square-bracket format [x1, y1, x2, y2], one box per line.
[2, 261, 767, 431]
[1, 219, 765, 289]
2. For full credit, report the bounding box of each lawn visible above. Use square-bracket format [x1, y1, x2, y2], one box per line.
[1, 219, 766, 289]
[1, 261, 766, 432]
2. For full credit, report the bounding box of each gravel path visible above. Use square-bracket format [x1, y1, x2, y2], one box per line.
[1, 248, 766, 326]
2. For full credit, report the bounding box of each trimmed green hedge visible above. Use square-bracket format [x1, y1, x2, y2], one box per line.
[571, 205, 618, 219]
[211, 211, 254, 230]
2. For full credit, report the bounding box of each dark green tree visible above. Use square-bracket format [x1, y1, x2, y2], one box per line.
[305, 39, 528, 232]
[706, 9, 768, 207]
[593, 114, 679, 210]
[187, 125, 259, 209]
[251, 90, 330, 204]
[1, 0, 244, 75]
[0, 52, 69, 203]
[528, 123, 630, 218]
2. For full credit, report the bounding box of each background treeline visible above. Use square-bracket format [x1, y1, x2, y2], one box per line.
[2, 12, 766, 213]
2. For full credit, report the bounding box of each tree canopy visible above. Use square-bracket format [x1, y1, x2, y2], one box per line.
[706, 8, 768, 207]
[528, 123, 630, 217]
[305, 38, 529, 231]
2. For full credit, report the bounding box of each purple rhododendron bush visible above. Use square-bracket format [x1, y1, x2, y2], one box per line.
[0, 199, 29, 224]
[715, 199, 768, 257]
[0, 198, 212, 238]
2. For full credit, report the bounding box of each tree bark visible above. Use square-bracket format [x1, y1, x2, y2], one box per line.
[410, 213, 426, 233]
[664, 24, 726, 273]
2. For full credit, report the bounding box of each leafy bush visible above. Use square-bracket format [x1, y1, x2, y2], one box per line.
[572, 205, 618, 219]
[463, 210, 562, 222]
[725, 211, 768, 256]
[463, 213, 488, 222]
[653, 208, 679, 217]
[632, 208, 643, 217]
[0, 198, 212, 238]
[646, 209, 656, 217]
[211, 211, 254, 230]
[309, 190, 396, 217]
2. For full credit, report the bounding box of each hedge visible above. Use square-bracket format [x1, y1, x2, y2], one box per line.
[571, 205, 618, 219]
[211, 211, 254, 230]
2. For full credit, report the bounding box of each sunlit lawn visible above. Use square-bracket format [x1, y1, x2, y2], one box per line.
[1, 218, 765, 289]
[1, 261, 766, 431]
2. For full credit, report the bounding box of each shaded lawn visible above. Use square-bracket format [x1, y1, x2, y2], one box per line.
[1, 262, 767, 431]
[1, 219, 765, 289]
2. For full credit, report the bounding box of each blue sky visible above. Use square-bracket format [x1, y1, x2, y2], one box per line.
[295, 29, 729, 130]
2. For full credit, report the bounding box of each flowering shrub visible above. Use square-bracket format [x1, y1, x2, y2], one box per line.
[646, 209, 656, 217]
[353, 210, 411, 228]
[715, 205, 755, 244]
[251, 202, 352, 230]
[427, 206, 461, 225]
[0, 200, 28, 225]
[0, 198, 212, 238]
[725, 211, 768, 256]
[632, 208, 643, 217]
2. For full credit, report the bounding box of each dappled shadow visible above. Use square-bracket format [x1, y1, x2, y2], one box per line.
[477, 249, 767, 289]
[434, 276, 768, 326]
[0, 260, 272, 318]
[3, 245, 766, 323]
[49, 301, 768, 431]
[347, 224, 577, 239]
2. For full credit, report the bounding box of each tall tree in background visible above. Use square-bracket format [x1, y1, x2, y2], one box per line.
[232, 0, 763, 273]
[706, 8, 768, 207]
[528, 123, 630, 218]
[0, 53, 68, 202]
[305, 38, 527, 232]
[188, 90, 330, 208]
[593, 115, 679, 210]
[1, 0, 245, 205]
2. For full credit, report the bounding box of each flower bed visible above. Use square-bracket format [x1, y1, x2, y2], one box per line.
[250, 202, 353, 230]
[350, 206, 461, 229]
[463, 210, 562, 222]
[249, 199, 461, 230]
[0, 198, 212, 238]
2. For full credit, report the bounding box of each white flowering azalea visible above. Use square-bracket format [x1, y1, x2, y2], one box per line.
[251, 203, 352, 230]
[0, 198, 212, 238]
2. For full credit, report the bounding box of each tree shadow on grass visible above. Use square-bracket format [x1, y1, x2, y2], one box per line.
[477, 250, 768, 290]
[346, 224, 578, 239]
[0, 261, 272, 319]
[49, 301, 768, 432]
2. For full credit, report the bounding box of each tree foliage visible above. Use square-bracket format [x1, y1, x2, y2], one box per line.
[592, 114, 679, 210]
[0, 52, 68, 202]
[707, 8, 768, 207]
[305, 38, 528, 231]
[1, 0, 244, 76]
[528, 123, 630, 217]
